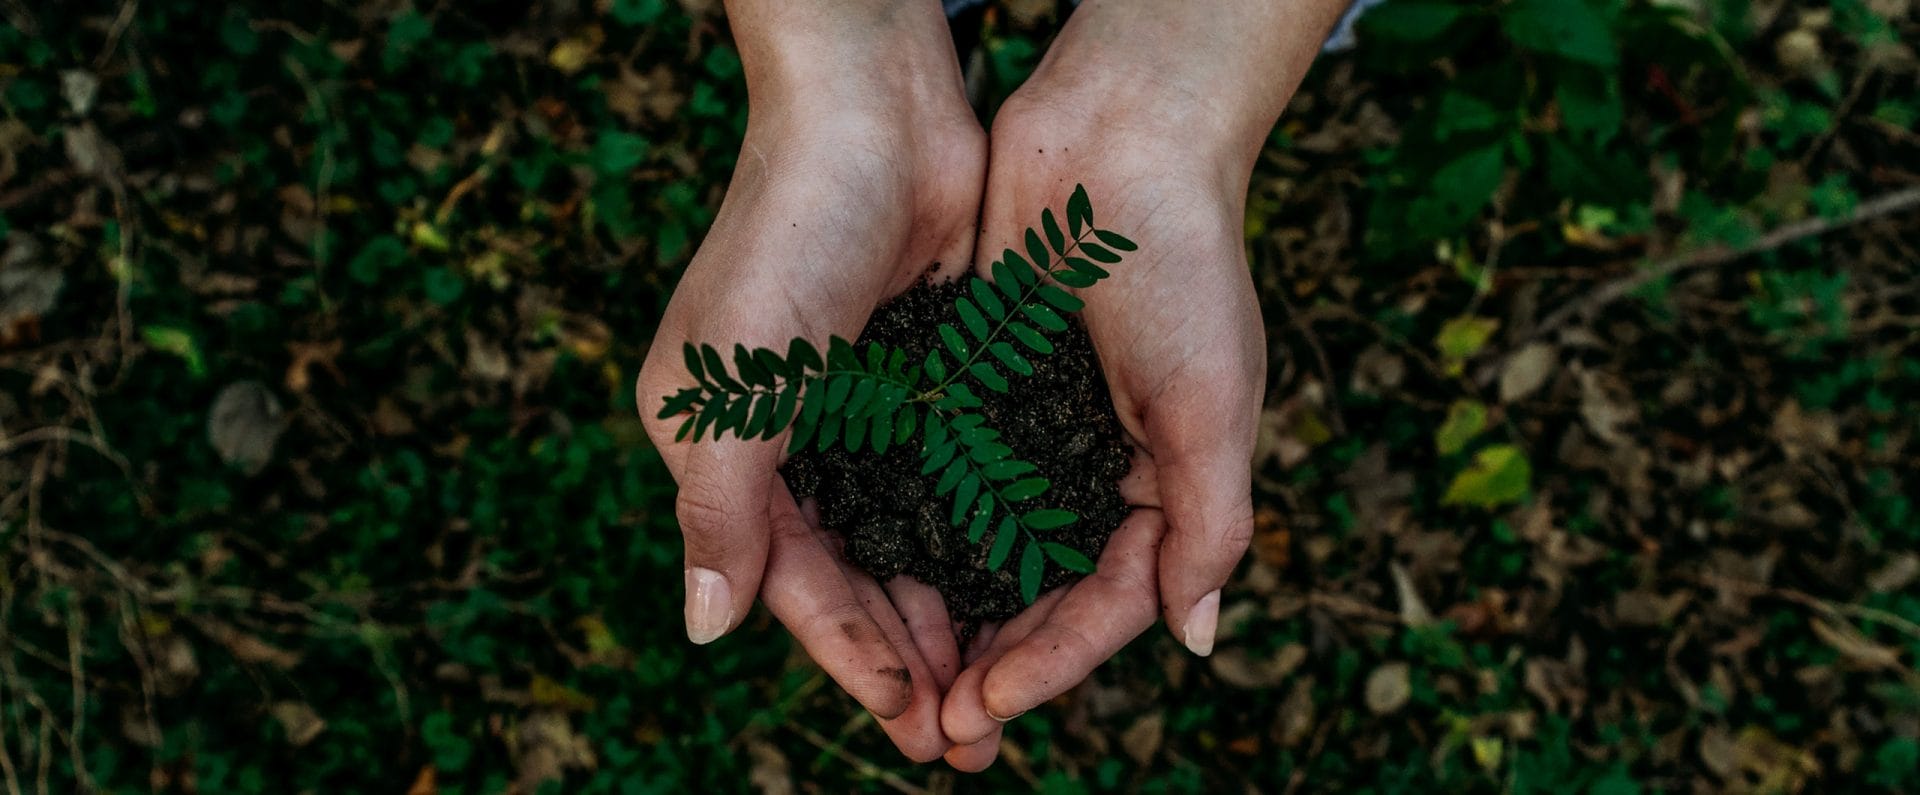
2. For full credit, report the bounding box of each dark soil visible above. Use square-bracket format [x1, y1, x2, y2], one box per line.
[781, 279, 1132, 622]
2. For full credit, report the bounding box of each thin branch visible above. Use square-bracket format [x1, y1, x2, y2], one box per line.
[786, 722, 929, 795]
[1530, 185, 1920, 343]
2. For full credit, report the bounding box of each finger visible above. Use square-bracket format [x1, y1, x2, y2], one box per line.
[1147, 383, 1257, 658]
[942, 728, 1003, 772]
[962, 622, 1001, 667]
[886, 576, 962, 691]
[671, 438, 781, 645]
[979, 509, 1165, 720]
[940, 589, 1069, 745]
[848, 571, 951, 763]
[761, 484, 915, 720]
[1118, 446, 1161, 507]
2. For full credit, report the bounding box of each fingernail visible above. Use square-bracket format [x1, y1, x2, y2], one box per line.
[685, 567, 733, 645]
[1183, 589, 1220, 657]
[986, 707, 1025, 723]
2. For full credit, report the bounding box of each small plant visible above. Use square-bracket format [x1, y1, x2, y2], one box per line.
[656, 185, 1135, 603]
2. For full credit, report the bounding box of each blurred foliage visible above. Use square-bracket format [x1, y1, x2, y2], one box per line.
[2, 0, 1918, 792]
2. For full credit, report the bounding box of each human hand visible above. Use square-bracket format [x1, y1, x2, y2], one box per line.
[634, 0, 982, 762]
[935, 0, 1349, 770]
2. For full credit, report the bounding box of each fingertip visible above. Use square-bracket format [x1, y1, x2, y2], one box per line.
[684, 566, 734, 645]
[943, 731, 1001, 772]
[1179, 588, 1220, 657]
[940, 668, 999, 747]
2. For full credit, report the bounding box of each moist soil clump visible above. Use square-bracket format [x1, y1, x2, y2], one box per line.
[781, 279, 1131, 621]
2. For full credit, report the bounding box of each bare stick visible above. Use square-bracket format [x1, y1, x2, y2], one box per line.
[1533, 186, 1920, 341]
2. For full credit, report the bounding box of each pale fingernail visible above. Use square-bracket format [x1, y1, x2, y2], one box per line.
[1183, 589, 1220, 657]
[986, 707, 1025, 723]
[685, 567, 733, 645]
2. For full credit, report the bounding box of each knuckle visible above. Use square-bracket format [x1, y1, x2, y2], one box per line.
[675, 483, 757, 559]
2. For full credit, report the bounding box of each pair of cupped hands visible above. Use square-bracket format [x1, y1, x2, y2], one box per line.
[636, 0, 1339, 771]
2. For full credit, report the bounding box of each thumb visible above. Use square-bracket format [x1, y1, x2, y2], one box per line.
[1147, 383, 1257, 658]
[670, 438, 780, 645]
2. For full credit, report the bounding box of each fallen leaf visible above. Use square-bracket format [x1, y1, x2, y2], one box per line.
[1436, 316, 1499, 376]
[405, 766, 437, 795]
[1612, 589, 1690, 627]
[548, 37, 596, 74]
[1275, 677, 1317, 746]
[208, 381, 286, 475]
[1577, 369, 1638, 446]
[1210, 644, 1307, 689]
[1435, 399, 1488, 455]
[1251, 506, 1291, 568]
[1441, 445, 1532, 509]
[1498, 343, 1556, 402]
[270, 701, 326, 747]
[1809, 618, 1902, 670]
[1868, 554, 1919, 594]
[744, 737, 793, 795]
[1365, 661, 1412, 714]
[60, 70, 98, 115]
[1390, 562, 1435, 626]
[1120, 711, 1165, 764]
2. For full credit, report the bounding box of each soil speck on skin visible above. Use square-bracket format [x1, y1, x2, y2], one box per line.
[782, 279, 1132, 622]
[879, 667, 912, 685]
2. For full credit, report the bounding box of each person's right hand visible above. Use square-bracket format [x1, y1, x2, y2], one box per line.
[633, 1, 983, 762]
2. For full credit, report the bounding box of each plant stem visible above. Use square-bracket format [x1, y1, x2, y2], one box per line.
[917, 225, 1099, 403]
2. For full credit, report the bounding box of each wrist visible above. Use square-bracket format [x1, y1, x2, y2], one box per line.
[1015, 0, 1349, 166]
[727, 0, 967, 122]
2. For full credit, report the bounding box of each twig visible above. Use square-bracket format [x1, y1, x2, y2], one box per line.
[64, 605, 94, 792]
[1690, 572, 1920, 643]
[786, 722, 929, 795]
[1530, 185, 1920, 343]
[92, 0, 140, 70]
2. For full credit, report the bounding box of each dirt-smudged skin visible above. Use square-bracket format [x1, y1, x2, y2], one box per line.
[782, 278, 1132, 622]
